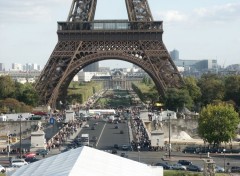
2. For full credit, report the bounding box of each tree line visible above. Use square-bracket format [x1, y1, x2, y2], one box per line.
[0, 75, 39, 113]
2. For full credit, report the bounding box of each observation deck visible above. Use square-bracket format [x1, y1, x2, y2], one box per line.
[57, 20, 163, 41]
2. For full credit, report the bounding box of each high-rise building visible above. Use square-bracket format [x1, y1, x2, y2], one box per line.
[170, 49, 179, 60]
[12, 63, 22, 71]
[0, 63, 5, 71]
[83, 62, 99, 72]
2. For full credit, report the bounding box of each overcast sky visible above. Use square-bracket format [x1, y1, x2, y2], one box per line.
[0, 0, 240, 70]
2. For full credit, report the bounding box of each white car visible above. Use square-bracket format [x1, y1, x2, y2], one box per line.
[215, 165, 224, 172]
[11, 159, 28, 167]
[171, 163, 187, 170]
[84, 124, 89, 128]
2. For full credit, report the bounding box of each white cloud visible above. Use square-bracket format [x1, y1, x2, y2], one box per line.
[155, 10, 187, 23]
[0, 0, 68, 23]
[194, 3, 240, 23]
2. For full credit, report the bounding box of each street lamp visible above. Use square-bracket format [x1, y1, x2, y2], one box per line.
[18, 115, 22, 158]
[137, 145, 141, 162]
[167, 110, 171, 158]
[223, 148, 226, 172]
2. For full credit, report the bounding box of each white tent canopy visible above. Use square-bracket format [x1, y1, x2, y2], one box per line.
[10, 146, 163, 176]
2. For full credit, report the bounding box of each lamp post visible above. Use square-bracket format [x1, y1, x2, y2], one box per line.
[223, 148, 226, 172]
[137, 145, 141, 162]
[167, 110, 171, 158]
[18, 115, 22, 158]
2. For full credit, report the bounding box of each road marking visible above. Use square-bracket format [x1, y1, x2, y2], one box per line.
[96, 122, 106, 147]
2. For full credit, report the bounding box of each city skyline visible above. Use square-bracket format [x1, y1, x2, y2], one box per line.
[0, 0, 240, 70]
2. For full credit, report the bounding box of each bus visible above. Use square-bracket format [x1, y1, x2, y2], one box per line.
[80, 134, 89, 146]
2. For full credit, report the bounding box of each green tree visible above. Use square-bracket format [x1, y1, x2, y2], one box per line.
[17, 83, 39, 106]
[0, 75, 16, 99]
[165, 88, 193, 111]
[224, 75, 240, 107]
[197, 73, 225, 106]
[198, 103, 240, 147]
[184, 77, 201, 103]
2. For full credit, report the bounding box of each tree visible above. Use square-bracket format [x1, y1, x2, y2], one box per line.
[224, 75, 240, 107]
[198, 103, 240, 147]
[165, 88, 193, 111]
[197, 73, 225, 106]
[0, 75, 16, 99]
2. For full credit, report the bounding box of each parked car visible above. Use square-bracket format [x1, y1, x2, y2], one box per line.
[178, 160, 192, 166]
[22, 152, 36, 158]
[11, 159, 28, 167]
[0, 165, 5, 173]
[121, 145, 129, 150]
[215, 165, 224, 172]
[171, 163, 187, 170]
[113, 144, 119, 149]
[187, 165, 203, 172]
[230, 166, 240, 173]
[182, 147, 198, 154]
[155, 163, 172, 170]
[36, 149, 48, 156]
[25, 157, 40, 163]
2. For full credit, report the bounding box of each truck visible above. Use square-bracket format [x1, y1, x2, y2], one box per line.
[64, 110, 75, 123]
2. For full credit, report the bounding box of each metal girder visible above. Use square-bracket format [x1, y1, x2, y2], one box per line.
[36, 39, 183, 108]
[67, 0, 97, 22]
[125, 0, 153, 21]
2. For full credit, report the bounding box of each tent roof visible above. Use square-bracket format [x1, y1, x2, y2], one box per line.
[11, 146, 163, 176]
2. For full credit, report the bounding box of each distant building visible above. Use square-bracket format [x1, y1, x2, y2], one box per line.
[170, 49, 179, 60]
[12, 63, 22, 71]
[83, 62, 99, 72]
[0, 63, 5, 71]
[99, 67, 110, 72]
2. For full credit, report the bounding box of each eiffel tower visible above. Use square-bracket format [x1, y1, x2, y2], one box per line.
[35, 0, 184, 108]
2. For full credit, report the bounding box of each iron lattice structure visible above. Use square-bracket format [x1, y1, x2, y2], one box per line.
[35, 0, 184, 108]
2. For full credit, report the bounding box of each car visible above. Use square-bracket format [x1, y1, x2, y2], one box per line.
[92, 136, 98, 142]
[120, 152, 128, 157]
[121, 145, 129, 150]
[155, 163, 172, 170]
[36, 149, 48, 156]
[112, 149, 117, 154]
[230, 166, 240, 173]
[182, 147, 198, 154]
[0, 165, 5, 173]
[178, 160, 192, 166]
[25, 157, 40, 163]
[84, 124, 89, 128]
[171, 163, 187, 170]
[11, 159, 28, 167]
[22, 152, 36, 158]
[215, 165, 224, 172]
[187, 165, 203, 172]
[113, 144, 119, 149]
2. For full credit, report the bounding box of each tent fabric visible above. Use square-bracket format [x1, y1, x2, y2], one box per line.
[10, 146, 163, 176]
